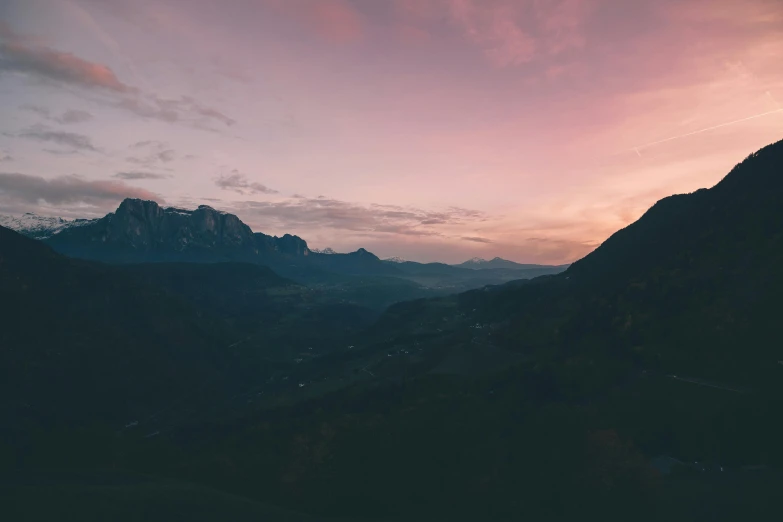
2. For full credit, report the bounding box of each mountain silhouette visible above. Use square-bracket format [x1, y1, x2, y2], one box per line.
[455, 256, 560, 270]
[444, 140, 783, 386]
[45, 198, 309, 263]
[0, 225, 232, 428]
[40, 198, 563, 286]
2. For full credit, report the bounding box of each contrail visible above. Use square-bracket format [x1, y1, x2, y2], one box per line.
[633, 108, 783, 153]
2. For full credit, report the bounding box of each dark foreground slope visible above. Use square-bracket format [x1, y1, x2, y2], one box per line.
[0, 226, 236, 430]
[459, 140, 783, 387]
[0, 229, 384, 434]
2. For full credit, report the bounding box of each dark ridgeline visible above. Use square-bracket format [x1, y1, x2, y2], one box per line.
[45, 198, 310, 263]
[47, 199, 414, 277]
[39, 197, 565, 285]
[454, 256, 561, 270]
[1, 139, 782, 521]
[43, 198, 412, 281]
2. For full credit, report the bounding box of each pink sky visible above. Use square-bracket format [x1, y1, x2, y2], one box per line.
[1, 0, 781, 263]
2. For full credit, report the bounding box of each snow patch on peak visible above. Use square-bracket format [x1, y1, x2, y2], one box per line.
[0, 213, 98, 239]
[311, 247, 337, 254]
[384, 256, 407, 263]
[164, 207, 194, 217]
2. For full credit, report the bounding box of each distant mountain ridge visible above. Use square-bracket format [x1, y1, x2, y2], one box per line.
[0, 212, 98, 239]
[39, 199, 408, 281]
[32, 198, 566, 286]
[45, 198, 310, 261]
[6, 202, 568, 274]
[455, 256, 564, 270]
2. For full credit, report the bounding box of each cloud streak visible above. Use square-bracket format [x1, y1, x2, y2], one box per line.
[114, 171, 169, 180]
[461, 236, 493, 243]
[232, 196, 488, 238]
[263, 0, 365, 43]
[0, 172, 161, 211]
[1, 28, 234, 129]
[126, 141, 176, 166]
[59, 109, 94, 124]
[20, 105, 94, 124]
[17, 126, 100, 152]
[215, 171, 278, 195]
[0, 37, 132, 92]
[633, 108, 783, 153]
[396, 0, 593, 67]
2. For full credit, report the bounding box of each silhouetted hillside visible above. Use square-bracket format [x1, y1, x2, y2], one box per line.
[44, 198, 309, 264]
[568, 141, 783, 285]
[0, 226, 233, 429]
[455, 256, 562, 270]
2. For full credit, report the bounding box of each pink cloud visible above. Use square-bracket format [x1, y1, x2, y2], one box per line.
[0, 172, 163, 209]
[263, 0, 364, 43]
[535, 0, 593, 54]
[0, 28, 234, 128]
[0, 40, 133, 92]
[311, 0, 364, 43]
[396, 25, 431, 47]
[392, 0, 593, 67]
[442, 0, 537, 66]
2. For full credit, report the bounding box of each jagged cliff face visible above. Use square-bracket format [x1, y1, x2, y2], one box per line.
[41, 198, 407, 281]
[106, 199, 257, 251]
[45, 198, 310, 262]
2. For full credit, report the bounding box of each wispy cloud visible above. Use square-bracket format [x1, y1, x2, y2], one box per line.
[131, 140, 163, 149]
[1, 28, 234, 129]
[232, 196, 488, 238]
[215, 170, 278, 195]
[59, 108, 94, 124]
[126, 140, 176, 166]
[20, 104, 94, 124]
[115, 96, 235, 127]
[461, 235, 493, 243]
[17, 125, 100, 152]
[0, 34, 133, 92]
[0, 172, 162, 214]
[395, 0, 593, 67]
[114, 171, 169, 180]
[263, 0, 365, 43]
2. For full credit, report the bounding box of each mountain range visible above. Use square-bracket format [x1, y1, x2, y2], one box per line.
[2, 197, 567, 291]
[454, 256, 558, 270]
[0, 213, 97, 239]
[2, 202, 564, 278]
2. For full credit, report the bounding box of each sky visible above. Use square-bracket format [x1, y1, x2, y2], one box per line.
[0, 0, 781, 263]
